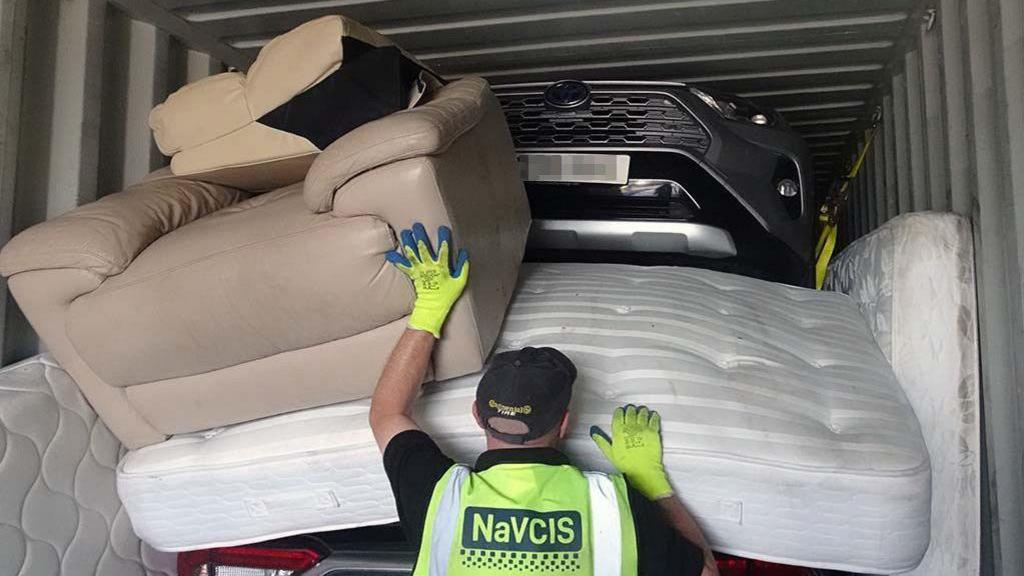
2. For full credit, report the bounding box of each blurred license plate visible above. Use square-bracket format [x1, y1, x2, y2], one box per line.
[518, 154, 630, 184]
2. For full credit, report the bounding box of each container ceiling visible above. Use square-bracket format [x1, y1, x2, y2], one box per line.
[152, 0, 920, 189]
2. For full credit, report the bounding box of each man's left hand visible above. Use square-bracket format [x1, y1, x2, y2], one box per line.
[591, 405, 674, 500]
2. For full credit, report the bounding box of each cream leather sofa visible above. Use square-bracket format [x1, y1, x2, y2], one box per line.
[0, 76, 530, 449]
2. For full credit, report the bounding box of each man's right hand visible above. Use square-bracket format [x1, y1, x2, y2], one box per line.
[594, 405, 719, 575]
[591, 404, 674, 500]
[386, 223, 469, 339]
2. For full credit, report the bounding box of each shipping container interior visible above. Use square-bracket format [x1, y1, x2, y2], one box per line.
[0, 0, 1020, 574]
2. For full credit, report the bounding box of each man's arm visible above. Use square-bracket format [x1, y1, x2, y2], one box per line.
[368, 329, 436, 451]
[368, 222, 469, 453]
[656, 496, 718, 576]
[592, 405, 719, 576]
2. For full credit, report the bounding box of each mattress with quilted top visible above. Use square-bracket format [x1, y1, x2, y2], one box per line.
[0, 355, 175, 576]
[116, 263, 931, 573]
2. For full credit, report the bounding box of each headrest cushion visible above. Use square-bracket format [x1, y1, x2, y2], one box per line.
[149, 15, 430, 193]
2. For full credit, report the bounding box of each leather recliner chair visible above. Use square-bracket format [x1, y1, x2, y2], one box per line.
[0, 74, 530, 449]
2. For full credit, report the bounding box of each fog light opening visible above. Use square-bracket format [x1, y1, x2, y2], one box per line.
[776, 178, 799, 198]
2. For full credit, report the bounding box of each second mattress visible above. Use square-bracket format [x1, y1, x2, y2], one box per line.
[118, 263, 931, 573]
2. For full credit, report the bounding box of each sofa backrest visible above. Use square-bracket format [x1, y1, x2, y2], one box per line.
[150, 15, 432, 193]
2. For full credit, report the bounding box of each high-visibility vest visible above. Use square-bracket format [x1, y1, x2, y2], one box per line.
[412, 462, 639, 576]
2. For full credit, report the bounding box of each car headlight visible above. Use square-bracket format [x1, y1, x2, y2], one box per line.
[690, 87, 773, 126]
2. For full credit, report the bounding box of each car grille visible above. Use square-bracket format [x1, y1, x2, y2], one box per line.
[498, 90, 711, 152]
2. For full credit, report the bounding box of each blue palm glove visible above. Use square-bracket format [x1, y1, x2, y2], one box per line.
[385, 223, 469, 338]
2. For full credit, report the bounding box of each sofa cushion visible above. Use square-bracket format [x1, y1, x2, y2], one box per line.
[65, 184, 414, 387]
[149, 15, 430, 192]
[149, 73, 250, 156]
[244, 15, 393, 118]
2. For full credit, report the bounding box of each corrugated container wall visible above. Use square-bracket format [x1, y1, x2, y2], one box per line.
[0, 0, 227, 361]
[839, 5, 1023, 576]
[0, 1, 1020, 574]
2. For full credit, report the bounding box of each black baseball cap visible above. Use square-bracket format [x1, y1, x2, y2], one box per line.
[475, 347, 577, 444]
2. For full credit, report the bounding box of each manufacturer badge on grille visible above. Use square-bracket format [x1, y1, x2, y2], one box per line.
[544, 80, 590, 109]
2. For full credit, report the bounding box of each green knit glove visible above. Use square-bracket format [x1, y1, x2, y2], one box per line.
[591, 405, 674, 500]
[386, 223, 469, 338]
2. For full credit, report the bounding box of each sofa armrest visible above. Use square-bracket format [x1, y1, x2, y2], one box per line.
[0, 179, 244, 278]
[326, 81, 530, 379]
[303, 77, 489, 213]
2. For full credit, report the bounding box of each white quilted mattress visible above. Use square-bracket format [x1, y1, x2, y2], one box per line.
[827, 212, 979, 576]
[0, 355, 175, 576]
[117, 263, 931, 573]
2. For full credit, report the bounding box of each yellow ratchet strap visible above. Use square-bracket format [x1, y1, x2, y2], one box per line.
[814, 108, 881, 289]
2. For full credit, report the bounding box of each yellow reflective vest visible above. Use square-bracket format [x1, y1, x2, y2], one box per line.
[413, 461, 638, 576]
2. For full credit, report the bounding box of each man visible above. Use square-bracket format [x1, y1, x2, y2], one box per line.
[370, 223, 718, 576]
